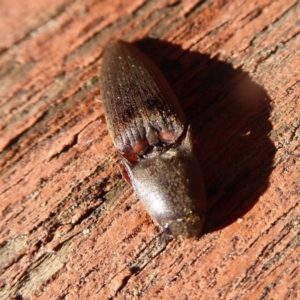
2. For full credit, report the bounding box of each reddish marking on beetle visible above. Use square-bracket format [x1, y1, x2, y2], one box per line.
[119, 160, 132, 184]
[132, 139, 149, 155]
[121, 152, 139, 162]
[158, 131, 178, 142]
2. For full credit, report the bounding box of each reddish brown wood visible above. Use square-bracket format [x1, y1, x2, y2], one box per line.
[0, 0, 299, 299]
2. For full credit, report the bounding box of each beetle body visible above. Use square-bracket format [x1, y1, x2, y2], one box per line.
[99, 41, 206, 239]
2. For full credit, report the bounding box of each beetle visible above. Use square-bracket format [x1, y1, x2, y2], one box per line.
[99, 40, 206, 239]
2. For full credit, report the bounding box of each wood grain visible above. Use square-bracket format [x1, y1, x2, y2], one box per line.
[0, 0, 299, 299]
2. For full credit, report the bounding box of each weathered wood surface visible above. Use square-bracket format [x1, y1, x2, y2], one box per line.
[0, 0, 299, 299]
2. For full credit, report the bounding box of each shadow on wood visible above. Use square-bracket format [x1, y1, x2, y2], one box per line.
[135, 38, 276, 234]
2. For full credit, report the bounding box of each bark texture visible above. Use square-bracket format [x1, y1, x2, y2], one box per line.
[0, 0, 299, 299]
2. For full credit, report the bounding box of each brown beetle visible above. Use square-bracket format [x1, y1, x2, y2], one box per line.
[99, 40, 206, 239]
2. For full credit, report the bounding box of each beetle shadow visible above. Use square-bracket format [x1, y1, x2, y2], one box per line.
[134, 38, 276, 233]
